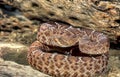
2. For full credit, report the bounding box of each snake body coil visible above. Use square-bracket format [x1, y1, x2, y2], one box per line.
[27, 22, 109, 77]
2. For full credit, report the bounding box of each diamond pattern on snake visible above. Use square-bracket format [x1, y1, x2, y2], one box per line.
[27, 22, 109, 77]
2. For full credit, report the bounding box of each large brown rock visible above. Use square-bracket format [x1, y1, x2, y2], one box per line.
[1, 0, 120, 43]
[0, 58, 50, 77]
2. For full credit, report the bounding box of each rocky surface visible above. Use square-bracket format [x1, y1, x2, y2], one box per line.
[0, 58, 50, 77]
[1, 0, 120, 44]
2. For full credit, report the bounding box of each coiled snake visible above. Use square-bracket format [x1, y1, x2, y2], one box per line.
[27, 22, 109, 77]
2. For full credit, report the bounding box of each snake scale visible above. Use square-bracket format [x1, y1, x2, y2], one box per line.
[27, 22, 109, 77]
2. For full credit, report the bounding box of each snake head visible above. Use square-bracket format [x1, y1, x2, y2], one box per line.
[79, 30, 109, 55]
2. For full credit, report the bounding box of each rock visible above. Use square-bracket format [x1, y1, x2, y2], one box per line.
[1, 0, 120, 44]
[0, 42, 28, 65]
[0, 10, 38, 45]
[108, 56, 120, 77]
[0, 58, 51, 77]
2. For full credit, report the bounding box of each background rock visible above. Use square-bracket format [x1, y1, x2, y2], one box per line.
[1, 0, 120, 44]
[0, 58, 51, 77]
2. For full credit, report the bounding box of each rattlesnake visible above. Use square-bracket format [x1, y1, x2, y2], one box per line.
[27, 22, 109, 77]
